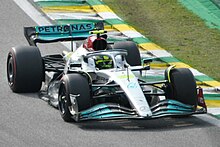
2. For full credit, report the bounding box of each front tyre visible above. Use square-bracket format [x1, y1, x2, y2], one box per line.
[58, 74, 92, 122]
[165, 68, 197, 107]
[7, 46, 43, 93]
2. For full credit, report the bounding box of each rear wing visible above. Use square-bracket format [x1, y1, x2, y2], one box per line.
[24, 22, 104, 46]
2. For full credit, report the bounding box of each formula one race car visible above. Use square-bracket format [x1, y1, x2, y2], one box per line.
[7, 22, 207, 122]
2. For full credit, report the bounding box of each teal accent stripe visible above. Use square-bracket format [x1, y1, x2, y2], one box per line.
[35, 1, 86, 7]
[87, 0, 104, 6]
[204, 94, 220, 100]
[159, 57, 180, 63]
[92, 113, 127, 119]
[168, 99, 194, 109]
[153, 110, 191, 117]
[107, 37, 128, 42]
[81, 104, 108, 115]
[210, 114, 220, 119]
[215, 114, 220, 119]
[167, 106, 193, 112]
[104, 19, 125, 25]
[195, 75, 215, 81]
[56, 19, 100, 24]
[132, 37, 151, 44]
[141, 75, 164, 82]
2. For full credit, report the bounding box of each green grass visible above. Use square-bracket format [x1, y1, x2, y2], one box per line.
[103, 0, 220, 81]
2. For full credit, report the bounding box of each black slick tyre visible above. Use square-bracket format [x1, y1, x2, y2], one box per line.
[7, 46, 43, 93]
[58, 74, 91, 122]
[113, 41, 141, 66]
[165, 68, 197, 106]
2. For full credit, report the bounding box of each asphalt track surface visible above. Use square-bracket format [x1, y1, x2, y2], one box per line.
[0, 1, 220, 147]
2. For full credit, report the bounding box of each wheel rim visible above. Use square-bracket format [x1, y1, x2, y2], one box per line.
[7, 55, 14, 86]
[58, 86, 67, 114]
[69, 94, 78, 116]
[58, 84, 79, 121]
[58, 85, 77, 115]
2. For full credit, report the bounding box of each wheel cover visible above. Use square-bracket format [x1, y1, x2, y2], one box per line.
[58, 86, 67, 114]
[58, 85, 79, 121]
[7, 55, 15, 86]
[69, 94, 79, 116]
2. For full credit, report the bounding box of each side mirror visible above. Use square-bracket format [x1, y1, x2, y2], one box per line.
[143, 58, 153, 64]
[88, 58, 96, 69]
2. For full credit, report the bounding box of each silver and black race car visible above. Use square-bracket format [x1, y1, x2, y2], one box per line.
[7, 22, 207, 122]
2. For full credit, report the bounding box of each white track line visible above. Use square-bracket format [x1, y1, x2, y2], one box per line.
[196, 114, 220, 127]
[13, 0, 51, 25]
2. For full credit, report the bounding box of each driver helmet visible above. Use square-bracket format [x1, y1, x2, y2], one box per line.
[83, 35, 107, 51]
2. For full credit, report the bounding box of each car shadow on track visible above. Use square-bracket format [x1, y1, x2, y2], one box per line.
[75, 115, 212, 132]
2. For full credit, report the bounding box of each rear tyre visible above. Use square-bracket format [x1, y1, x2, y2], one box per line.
[165, 68, 197, 106]
[7, 46, 43, 93]
[58, 74, 91, 122]
[113, 41, 141, 66]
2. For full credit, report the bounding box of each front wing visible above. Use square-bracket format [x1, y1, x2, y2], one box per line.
[79, 99, 207, 121]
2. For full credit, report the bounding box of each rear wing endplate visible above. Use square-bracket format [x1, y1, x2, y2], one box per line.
[24, 22, 104, 46]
